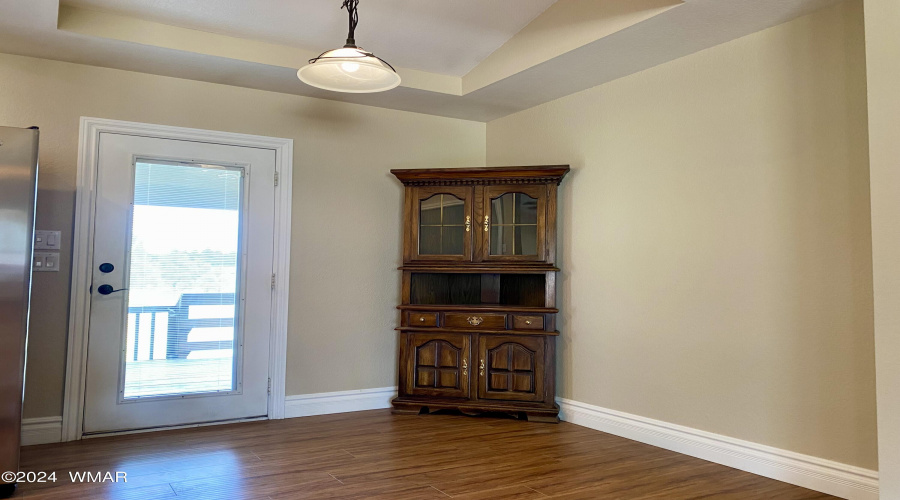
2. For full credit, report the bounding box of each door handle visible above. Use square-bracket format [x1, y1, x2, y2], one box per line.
[96, 284, 127, 295]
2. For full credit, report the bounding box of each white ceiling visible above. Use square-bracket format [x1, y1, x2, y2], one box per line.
[62, 0, 558, 76]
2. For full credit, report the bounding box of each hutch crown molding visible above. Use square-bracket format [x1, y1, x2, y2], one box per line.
[390, 165, 569, 423]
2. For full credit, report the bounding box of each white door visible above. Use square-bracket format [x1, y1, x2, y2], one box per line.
[83, 133, 276, 434]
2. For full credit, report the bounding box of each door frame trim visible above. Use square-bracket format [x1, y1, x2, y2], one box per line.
[62, 117, 293, 441]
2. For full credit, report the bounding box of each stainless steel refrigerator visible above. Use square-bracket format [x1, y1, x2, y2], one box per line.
[0, 126, 38, 498]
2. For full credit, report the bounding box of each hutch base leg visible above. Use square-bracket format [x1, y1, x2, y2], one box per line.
[391, 400, 426, 415]
[524, 411, 560, 424]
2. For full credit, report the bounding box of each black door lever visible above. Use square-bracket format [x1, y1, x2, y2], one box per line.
[97, 284, 127, 295]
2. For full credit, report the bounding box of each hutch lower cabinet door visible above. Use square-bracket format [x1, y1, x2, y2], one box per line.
[403, 333, 471, 399]
[478, 335, 546, 403]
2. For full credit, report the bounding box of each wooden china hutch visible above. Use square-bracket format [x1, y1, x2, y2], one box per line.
[390, 166, 569, 423]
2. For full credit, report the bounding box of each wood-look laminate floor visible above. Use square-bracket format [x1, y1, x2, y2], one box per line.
[15, 410, 836, 499]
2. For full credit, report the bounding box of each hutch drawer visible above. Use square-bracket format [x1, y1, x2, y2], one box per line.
[444, 312, 506, 329]
[512, 315, 544, 330]
[408, 312, 438, 327]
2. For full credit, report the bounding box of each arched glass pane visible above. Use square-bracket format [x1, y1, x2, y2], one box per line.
[490, 193, 537, 256]
[419, 194, 465, 255]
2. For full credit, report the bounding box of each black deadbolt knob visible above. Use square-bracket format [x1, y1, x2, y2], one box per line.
[99, 263, 115, 273]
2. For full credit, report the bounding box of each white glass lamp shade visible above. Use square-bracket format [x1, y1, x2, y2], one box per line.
[298, 46, 401, 93]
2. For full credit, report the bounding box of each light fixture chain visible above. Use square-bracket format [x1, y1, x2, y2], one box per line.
[342, 0, 360, 46]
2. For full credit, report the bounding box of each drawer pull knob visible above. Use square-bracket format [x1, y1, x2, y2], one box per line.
[525, 320, 532, 325]
[479, 359, 485, 376]
[419, 317, 425, 322]
[462, 359, 468, 376]
[467, 316, 483, 326]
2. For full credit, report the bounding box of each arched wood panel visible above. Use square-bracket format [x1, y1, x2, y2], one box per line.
[405, 333, 470, 399]
[478, 335, 545, 402]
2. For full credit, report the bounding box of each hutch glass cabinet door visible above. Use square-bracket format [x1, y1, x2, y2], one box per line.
[480, 185, 546, 262]
[410, 186, 474, 261]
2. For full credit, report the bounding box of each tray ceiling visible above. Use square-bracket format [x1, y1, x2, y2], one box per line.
[0, 0, 842, 122]
[62, 0, 558, 76]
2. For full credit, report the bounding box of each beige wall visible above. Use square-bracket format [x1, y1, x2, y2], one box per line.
[0, 52, 485, 418]
[487, 0, 876, 469]
[864, 0, 900, 495]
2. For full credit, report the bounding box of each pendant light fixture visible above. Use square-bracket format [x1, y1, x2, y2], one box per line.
[297, 0, 401, 93]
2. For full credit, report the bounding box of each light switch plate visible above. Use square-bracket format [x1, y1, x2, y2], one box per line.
[34, 251, 60, 272]
[35, 230, 62, 250]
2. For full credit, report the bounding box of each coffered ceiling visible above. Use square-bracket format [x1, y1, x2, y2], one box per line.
[0, 0, 841, 122]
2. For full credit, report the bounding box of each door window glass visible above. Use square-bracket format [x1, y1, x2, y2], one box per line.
[124, 161, 243, 399]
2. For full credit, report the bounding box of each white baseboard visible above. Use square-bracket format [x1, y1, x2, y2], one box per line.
[283, 387, 397, 419]
[21, 416, 62, 446]
[557, 398, 878, 500]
